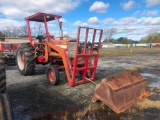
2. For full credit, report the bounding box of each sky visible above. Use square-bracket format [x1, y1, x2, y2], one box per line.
[0, 0, 160, 41]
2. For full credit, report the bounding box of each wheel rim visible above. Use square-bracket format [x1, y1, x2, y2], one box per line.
[17, 50, 25, 70]
[48, 70, 55, 82]
[21, 53, 24, 64]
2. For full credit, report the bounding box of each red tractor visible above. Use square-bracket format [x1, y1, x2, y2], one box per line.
[0, 33, 18, 65]
[16, 12, 103, 86]
[16, 13, 151, 114]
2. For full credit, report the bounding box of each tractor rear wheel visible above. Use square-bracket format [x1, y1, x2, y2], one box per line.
[0, 59, 6, 93]
[47, 65, 59, 85]
[16, 43, 35, 75]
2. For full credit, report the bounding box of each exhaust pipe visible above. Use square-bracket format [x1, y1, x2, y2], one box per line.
[59, 22, 63, 38]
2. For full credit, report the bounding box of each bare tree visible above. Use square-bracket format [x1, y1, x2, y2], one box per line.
[11, 27, 20, 37]
[3, 27, 11, 37]
[18, 23, 43, 37]
[1, 26, 20, 37]
[1, 23, 44, 38]
[103, 27, 117, 42]
[35, 23, 43, 35]
[0, 31, 5, 41]
[19, 25, 28, 37]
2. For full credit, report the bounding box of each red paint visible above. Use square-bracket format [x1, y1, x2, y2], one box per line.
[0, 43, 19, 51]
[154, 43, 160, 47]
[25, 12, 62, 48]
[68, 26, 103, 86]
[20, 13, 104, 87]
[37, 56, 45, 62]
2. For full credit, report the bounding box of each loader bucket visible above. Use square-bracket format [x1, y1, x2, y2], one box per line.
[92, 71, 151, 114]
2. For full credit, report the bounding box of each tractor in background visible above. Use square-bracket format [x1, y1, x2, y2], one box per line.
[0, 33, 17, 65]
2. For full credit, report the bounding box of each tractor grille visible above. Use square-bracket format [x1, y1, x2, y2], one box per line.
[68, 42, 76, 58]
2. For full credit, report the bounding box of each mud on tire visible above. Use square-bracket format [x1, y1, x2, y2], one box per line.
[16, 43, 35, 75]
[0, 59, 6, 93]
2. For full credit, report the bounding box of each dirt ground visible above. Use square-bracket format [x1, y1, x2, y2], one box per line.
[6, 47, 160, 120]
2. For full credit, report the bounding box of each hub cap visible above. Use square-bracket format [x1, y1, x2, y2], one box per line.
[48, 70, 55, 82]
[17, 51, 25, 70]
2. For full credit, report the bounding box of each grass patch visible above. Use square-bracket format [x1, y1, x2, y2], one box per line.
[136, 98, 160, 110]
[99, 47, 160, 58]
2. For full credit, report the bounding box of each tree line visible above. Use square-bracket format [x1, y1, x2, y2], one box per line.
[110, 37, 138, 44]
[0, 26, 28, 38]
[103, 27, 160, 44]
[0, 23, 44, 38]
[103, 28, 138, 44]
[103, 37, 138, 44]
[139, 32, 160, 43]
[1, 25, 160, 44]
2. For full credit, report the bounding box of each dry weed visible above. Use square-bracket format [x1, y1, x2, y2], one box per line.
[73, 103, 104, 119]
[61, 111, 69, 120]
[136, 98, 160, 110]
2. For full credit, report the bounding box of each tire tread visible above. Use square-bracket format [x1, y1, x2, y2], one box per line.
[16, 43, 35, 75]
[0, 60, 6, 93]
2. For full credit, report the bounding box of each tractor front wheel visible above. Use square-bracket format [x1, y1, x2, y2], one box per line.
[16, 43, 35, 75]
[47, 65, 59, 85]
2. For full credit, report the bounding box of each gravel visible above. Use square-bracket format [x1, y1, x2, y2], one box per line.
[6, 48, 160, 120]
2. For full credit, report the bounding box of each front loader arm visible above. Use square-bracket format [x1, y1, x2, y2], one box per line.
[46, 43, 74, 86]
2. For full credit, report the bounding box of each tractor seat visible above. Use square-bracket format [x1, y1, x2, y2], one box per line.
[36, 35, 44, 42]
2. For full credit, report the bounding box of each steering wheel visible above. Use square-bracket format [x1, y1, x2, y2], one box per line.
[36, 33, 46, 42]
[42, 33, 46, 38]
